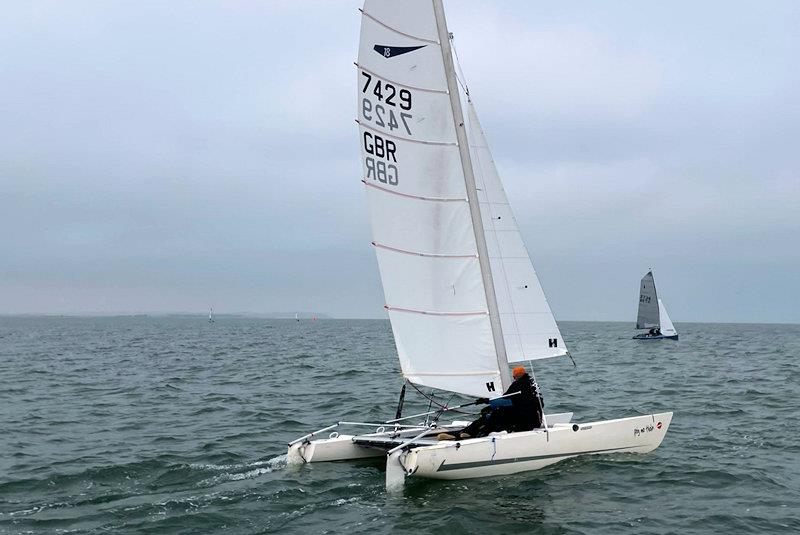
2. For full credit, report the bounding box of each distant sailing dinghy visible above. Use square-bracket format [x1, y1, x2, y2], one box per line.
[633, 271, 678, 340]
[288, 0, 672, 491]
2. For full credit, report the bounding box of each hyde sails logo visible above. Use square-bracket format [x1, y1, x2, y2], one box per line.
[373, 44, 426, 58]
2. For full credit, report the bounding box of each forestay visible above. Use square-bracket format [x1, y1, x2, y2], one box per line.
[637, 271, 660, 329]
[358, 0, 502, 397]
[657, 299, 677, 336]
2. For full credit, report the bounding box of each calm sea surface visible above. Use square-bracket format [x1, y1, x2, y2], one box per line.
[1, 317, 798, 534]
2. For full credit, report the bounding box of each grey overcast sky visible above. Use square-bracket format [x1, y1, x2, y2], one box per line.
[1, 1, 798, 322]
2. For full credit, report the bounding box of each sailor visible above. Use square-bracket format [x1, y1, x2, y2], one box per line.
[438, 367, 544, 440]
[502, 366, 544, 432]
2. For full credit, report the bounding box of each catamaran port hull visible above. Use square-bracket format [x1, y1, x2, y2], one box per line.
[288, 413, 575, 464]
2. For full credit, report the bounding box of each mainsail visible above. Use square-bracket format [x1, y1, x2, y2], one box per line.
[357, 0, 566, 397]
[636, 271, 659, 329]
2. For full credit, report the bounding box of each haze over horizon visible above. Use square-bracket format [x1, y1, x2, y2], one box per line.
[2, 1, 798, 323]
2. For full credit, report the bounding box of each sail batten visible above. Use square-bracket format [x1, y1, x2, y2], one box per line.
[355, 64, 449, 93]
[360, 9, 441, 44]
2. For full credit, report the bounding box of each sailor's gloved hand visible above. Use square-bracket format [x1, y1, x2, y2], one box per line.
[475, 397, 490, 405]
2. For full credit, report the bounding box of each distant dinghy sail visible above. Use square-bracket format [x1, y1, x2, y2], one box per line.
[634, 270, 678, 340]
[636, 271, 659, 329]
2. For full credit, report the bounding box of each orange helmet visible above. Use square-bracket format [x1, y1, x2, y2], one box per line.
[512, 366, 527, 379]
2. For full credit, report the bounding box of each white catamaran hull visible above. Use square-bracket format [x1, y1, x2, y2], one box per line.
[289, 412, 672, 488]
[396, 412, 672, 483]
[288, 413, 575, 465]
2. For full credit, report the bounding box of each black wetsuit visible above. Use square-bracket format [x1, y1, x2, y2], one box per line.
[459, 373, 544, 438]
[505, 372, 543, 431]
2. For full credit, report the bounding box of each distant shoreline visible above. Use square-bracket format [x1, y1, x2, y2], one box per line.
[0, 314, 797, 326]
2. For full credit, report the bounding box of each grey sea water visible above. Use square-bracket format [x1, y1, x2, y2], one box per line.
[0, 316, 798, 534]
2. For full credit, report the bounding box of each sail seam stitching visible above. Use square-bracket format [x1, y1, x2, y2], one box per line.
[360, 9, 441, 45]
[354, 64, 447, 94]
[404, 371, 500, 377]
[361, 180, 466, 202]
[356, 120, 456, 146]
[385, 305, 487, 316]
[372, 242, 477, 258]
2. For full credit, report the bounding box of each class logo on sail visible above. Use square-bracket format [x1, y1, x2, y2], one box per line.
[373, 44, 426, 58]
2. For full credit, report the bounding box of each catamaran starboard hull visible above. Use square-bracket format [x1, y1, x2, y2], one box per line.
[388, 412, 672, 486]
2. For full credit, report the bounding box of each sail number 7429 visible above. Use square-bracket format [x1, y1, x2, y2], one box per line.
[360, 71, 413, 136]
[361, 71, 412, 109]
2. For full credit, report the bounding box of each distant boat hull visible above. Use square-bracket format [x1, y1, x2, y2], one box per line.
[633, 333, 678, 341]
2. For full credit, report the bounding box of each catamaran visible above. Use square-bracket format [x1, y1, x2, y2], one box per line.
[633, 270, 678, 340]
[288, 0, 672, 490]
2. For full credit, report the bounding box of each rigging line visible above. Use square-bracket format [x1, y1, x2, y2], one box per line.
[432, 391, 457, 424]
[408, 381, 472, 415]
[450, 34, 470, 97]
[527, 359, 549, 436]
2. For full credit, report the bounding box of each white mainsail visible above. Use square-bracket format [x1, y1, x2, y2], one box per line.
[657, 299, 677, 337]
[636, 270, 659, 329]
[358, 0, 566, 397]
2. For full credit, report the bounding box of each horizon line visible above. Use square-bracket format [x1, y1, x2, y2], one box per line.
[0, 312, 797, 327]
